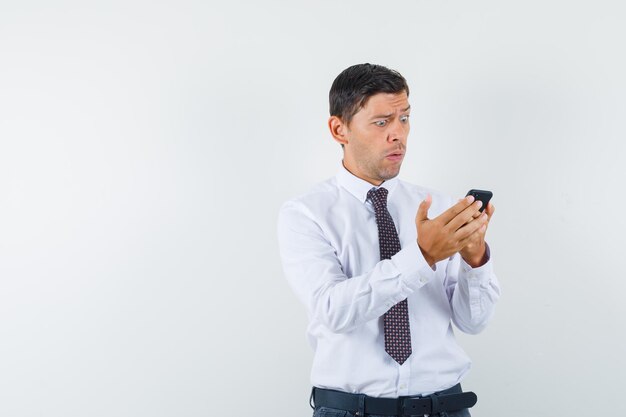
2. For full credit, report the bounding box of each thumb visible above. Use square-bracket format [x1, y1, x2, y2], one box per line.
[416, 194, 432, 222]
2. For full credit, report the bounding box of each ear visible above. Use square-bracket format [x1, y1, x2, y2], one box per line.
[328, 116, 349, 148]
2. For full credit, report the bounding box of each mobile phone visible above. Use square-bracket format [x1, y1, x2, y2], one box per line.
[466, 189, 493, 213]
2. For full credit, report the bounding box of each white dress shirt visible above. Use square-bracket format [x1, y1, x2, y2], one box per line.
[276, 161, 501, 398]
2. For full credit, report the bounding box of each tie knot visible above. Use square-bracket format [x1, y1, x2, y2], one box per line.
[367, 187, 389, 211]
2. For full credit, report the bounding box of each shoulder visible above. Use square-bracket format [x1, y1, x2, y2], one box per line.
[278, 176, 340, 220]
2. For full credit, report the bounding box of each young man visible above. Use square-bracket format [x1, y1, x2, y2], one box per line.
[277, 63, 501, 417]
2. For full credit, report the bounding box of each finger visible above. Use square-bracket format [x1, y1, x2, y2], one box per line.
[465, 198, 482, 220]
[485, 202, 495, 220]
[447, 200, 483, 231]
[439, 195, 475, 225]
[457, 226, 487, 251]
[454, 213, 488, 241]
[457, 227, 487, 253]
[415, 194, 432, 223]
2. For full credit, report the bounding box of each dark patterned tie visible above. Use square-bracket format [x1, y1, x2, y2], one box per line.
[367, 187, 412, 365]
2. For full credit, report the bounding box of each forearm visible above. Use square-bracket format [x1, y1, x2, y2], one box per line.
[306, 243, 434, 333]
[448, 246, 501, 334]
[278, 201, 435, 333]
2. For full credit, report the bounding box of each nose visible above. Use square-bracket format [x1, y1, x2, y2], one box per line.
[387, 118, 408, 143]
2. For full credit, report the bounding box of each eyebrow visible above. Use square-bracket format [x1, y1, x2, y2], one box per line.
[370, 105, 411, 120]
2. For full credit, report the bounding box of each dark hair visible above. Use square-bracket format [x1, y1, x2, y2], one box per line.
[329, 63, 409, 148]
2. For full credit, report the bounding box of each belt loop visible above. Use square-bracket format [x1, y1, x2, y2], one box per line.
[355, 393, 365, 416]
[428, 393, 441, 415]
[309, 387, 316, 410]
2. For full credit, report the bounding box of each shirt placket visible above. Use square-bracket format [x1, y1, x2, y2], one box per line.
[397, 362, 411, 396]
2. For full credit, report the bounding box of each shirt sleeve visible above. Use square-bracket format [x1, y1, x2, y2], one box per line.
[444, 243, 501, 334]
[277, 200, 434, 334]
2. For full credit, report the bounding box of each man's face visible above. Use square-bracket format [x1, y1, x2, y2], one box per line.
[341, 91, 410, 185]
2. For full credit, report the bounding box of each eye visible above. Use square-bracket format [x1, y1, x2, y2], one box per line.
[400, 115, 410, 123]
[374, 120, 387, 127]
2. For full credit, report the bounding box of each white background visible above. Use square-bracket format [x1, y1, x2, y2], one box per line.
[1, 1, 625, 416]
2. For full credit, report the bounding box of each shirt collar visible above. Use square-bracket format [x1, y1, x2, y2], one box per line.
[336, 160, 399, 204]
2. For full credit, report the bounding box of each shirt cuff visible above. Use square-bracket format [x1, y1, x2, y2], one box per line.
[460, 243, 493, 287]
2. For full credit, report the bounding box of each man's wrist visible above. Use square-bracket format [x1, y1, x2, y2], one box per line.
[417, 242, 436, 267]
[461, 244, 488, 268]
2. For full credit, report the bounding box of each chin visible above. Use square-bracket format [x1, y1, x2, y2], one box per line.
[380, 169, 400, 180]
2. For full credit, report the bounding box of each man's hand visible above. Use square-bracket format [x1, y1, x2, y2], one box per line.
[415, 195, 490, 267]
[459, 201, 495, 267]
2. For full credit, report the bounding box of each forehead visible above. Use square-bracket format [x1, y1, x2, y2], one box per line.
[359, 92, 409, 115]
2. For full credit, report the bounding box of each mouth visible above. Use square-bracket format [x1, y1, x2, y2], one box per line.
[386, 153, 404, 162]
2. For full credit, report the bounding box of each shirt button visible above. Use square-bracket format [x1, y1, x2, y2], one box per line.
[419, 277, 427, 284]
[399, 383, 407, 389]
